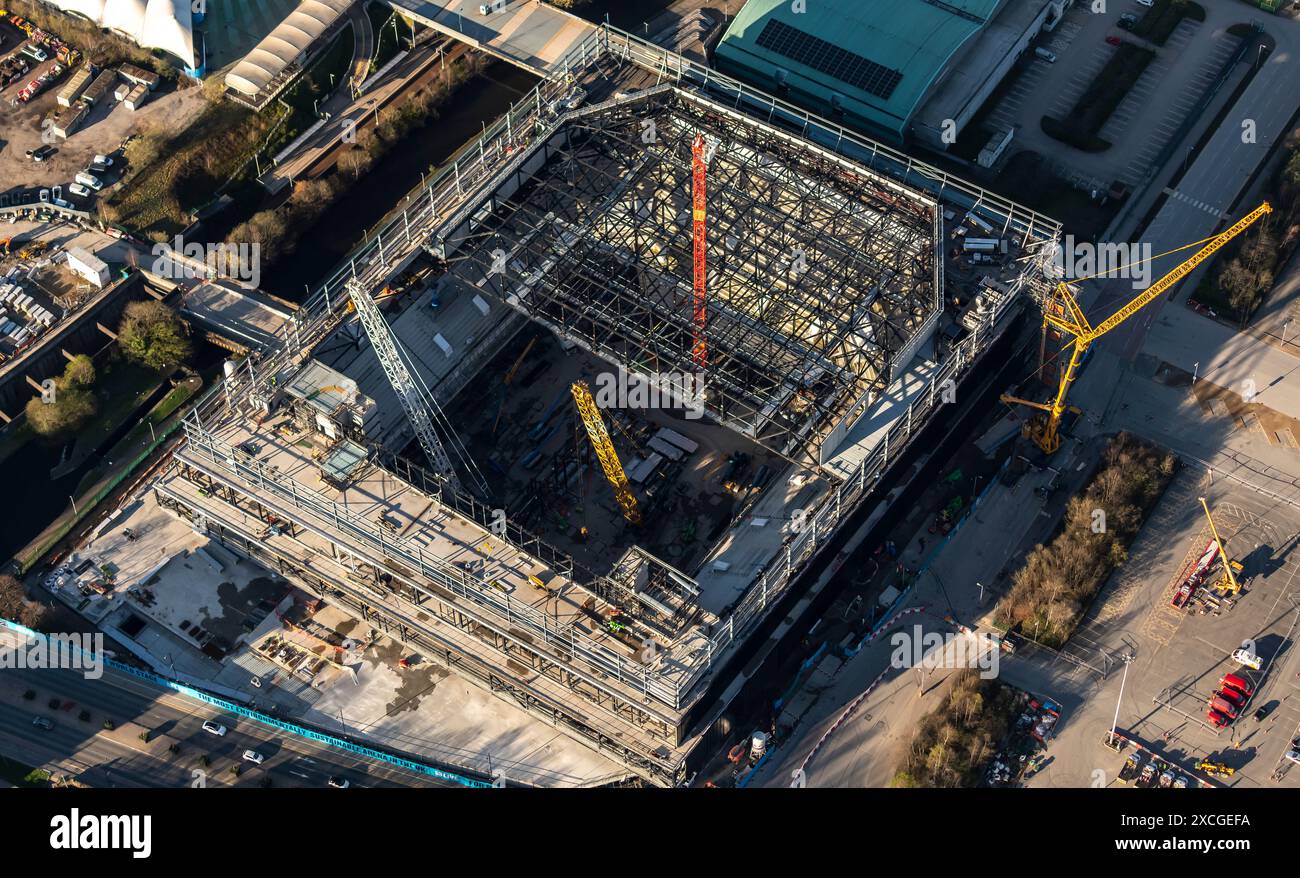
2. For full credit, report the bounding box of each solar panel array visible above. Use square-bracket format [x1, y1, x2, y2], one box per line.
[754, 19, 904, 100]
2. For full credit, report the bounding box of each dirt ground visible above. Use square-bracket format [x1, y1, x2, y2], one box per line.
[0, 41, 207, 194]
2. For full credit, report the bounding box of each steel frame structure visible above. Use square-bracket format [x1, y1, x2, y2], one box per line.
[158, 25, 1062, 784]
[446, 87, 940, 461]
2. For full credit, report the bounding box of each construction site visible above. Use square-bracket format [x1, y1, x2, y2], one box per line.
[130, 28, 1061, 785]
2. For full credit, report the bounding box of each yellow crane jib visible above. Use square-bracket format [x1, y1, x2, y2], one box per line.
[1198, 496, 1242, 596]
[1003, 202, 1271, 454]
[570, 381, 642, 525]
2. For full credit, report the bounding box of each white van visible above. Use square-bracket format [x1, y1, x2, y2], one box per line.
[75, 172, 103, 191]
[68, 183, 91, 199]
[1034, 48, 1057, 63]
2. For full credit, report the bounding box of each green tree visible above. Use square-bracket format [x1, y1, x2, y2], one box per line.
[118, 301, 193, 371]
[24, 356, 99, 436]
[0, 573, 49, 628]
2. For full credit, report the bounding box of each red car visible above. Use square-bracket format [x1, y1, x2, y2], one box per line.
[1106, 35, 1122, 46]
[1206, 709, 1231, 729]
[1217, 686, 1245, 706]
[1208, 695, 1239, 719]
[1221, 673, 1254, 697]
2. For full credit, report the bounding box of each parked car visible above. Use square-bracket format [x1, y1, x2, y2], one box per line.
[201, 720, 227, 737]
[1217, 685, 1245, 706]
[242, 749, 265, 764]
[68, 183, 91, 199]
[32, 716, 54, 730]
[1136, 0, 1154, 6]
[1221, 673, 1254, 697]
[1034, 47, 1057, 63]
[1231, 647, 1262, 670]
[1285, 749, 1300, 765]
[1105, 35, 1122, 46]
[327, 776, 350, 788]
[92, 153, 114, 168]
[31, 145, 55, 162]
[1206, 708, 1231, 729]
[1208, 695, 1239, 719]
[1254, 703, 1273, 722]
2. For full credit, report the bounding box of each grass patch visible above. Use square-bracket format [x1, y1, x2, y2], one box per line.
[891, 671, 1018, 788]
[100, 101, 286, 239]
[73, 378, 199, 495]
[368, 1, 415, 73]
[52, 358, 164, 477]
[994, 432, 1177, 648]
[0, 755, 50, 787]
[1131, 0, 1206, 46]
[1042, 43, 1155, 152]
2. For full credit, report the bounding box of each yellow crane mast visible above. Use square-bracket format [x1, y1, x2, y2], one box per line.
[1003, 202, 1272, 454]
[570, 380, 642, 525]
[1198, 497, 1243, 596]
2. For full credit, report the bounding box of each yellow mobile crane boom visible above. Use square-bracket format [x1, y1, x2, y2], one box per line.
[1003, 202, 1272, 454]
[570, 380, 642, 525]
[1198, 496, 1243, 596]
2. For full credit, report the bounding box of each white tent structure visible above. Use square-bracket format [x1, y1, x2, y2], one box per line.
[224, 0, 353, 100]
[44, 0, 195, 68]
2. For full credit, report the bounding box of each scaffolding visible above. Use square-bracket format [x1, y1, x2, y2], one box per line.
[441, 87, 940, 462]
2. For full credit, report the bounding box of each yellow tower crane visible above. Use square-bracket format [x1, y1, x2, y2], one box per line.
[570, 380, 642, 525]
[1199, 496, 1243, 596]
[1002, 202, 1272, 454]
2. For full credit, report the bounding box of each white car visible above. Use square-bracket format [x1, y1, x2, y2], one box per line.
[1231, 647, 1262, 670]
[201, 720, 227, 736]
[68, 183, 91, 199]
[327, 776, 350, 788]
[1136, 0, 1154, 5]
[1286, 749, 1300, 765]
[92, 154, 114, 168]
[242, 749, 265, 765]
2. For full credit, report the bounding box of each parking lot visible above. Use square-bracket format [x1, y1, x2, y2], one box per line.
[984, 3, 1234, 190]
[0, 17, 206, 201]
[1031, 468, 1300, 788]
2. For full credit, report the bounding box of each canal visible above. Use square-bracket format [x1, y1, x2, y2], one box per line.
[259, 59, 539, 301]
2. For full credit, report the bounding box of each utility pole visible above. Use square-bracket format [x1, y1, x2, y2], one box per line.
[1108, 653, 1134, 747]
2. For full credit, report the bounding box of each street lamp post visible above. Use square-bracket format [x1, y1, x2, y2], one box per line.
[69, 495, 78, 516]
[1108, 653, 1134, 747]
[1283, 317, 1292, 347]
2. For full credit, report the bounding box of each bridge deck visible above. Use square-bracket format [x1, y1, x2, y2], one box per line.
[390, 0, 594, 75]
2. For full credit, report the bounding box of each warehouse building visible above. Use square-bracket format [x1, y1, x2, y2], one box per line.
[715, 0, 1070, 148]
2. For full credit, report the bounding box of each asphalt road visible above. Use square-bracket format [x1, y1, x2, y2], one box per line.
[0, 662, 455, 788]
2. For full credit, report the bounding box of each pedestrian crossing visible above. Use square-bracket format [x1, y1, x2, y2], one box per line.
[1162, 186, 1227, 218]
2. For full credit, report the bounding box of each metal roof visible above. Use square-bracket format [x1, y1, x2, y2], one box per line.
[715, 0, 1000, 138]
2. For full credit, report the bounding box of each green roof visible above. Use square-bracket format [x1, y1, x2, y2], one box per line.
[715, 0, 999, 138]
